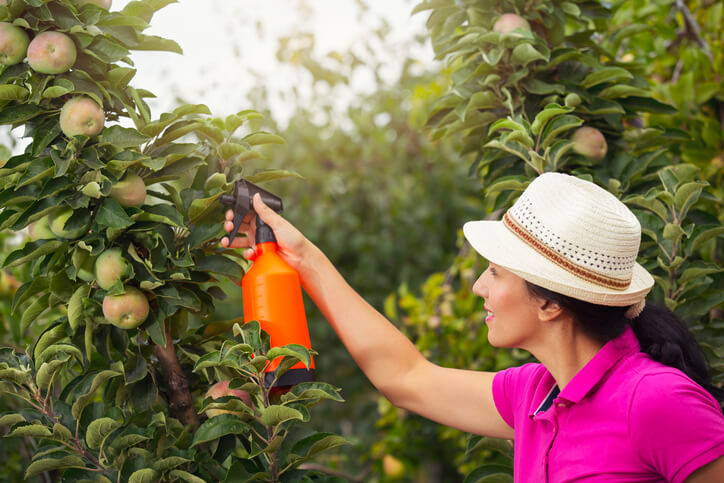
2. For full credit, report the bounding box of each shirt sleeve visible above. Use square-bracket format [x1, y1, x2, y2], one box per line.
[628, 371, 724, 483]
[492, 362, 543, 430]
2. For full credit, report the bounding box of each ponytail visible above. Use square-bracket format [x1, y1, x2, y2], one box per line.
[525, 282, 724, 403]
[629, 304, 724, 401]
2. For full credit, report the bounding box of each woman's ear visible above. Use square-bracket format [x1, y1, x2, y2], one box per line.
[537, 298, 564, 322]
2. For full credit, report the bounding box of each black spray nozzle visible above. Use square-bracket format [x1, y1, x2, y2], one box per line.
[221, 179, 283, 245]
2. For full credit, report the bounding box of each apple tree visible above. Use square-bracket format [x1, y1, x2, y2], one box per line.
[369, 0, 724, 480]
[0, 1, 348, 481]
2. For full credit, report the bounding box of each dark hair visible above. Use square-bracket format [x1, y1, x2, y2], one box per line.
[525, 282, 724, 402]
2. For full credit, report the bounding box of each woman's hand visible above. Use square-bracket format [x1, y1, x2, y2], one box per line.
[221, 193, 311, 272]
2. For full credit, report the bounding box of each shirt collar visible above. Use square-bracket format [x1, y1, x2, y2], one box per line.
[557, 325, 640, 404]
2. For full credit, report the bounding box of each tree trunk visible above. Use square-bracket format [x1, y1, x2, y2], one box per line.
[154, 321, 199, 428]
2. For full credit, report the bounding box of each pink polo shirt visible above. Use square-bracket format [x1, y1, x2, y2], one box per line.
[492, 327, 724, 482]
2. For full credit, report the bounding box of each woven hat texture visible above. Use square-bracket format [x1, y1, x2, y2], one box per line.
[463, 172, 654, 307]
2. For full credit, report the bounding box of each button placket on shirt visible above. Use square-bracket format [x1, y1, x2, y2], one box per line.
[545, 398, 572, 482]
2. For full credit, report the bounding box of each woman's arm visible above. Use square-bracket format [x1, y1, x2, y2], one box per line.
[223, 194, 514, 439]
[686, 455, 724, 482]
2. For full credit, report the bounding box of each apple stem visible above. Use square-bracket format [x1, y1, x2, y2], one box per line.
[154, 320, 200, 428]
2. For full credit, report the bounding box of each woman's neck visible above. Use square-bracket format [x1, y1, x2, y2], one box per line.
[528, 323, 605, 391]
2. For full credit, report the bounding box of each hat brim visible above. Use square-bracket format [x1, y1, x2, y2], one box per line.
[463, 220, 654, 307]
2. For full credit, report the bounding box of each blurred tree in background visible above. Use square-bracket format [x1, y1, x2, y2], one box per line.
[1, 0, 722, 482]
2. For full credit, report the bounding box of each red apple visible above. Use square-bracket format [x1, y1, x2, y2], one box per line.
[110, 173, 146, 207]
[102, 286, 150, 329]
[78, 0, 112, 9]
[27, 31, 77, 74]
[0, 22, 29, 66]
[493, 13, 530, 34]
[60, 96, 105, 137]
[572, 126, 608, 160]
[383, 455, 405, 479]
[205, 380, 253, 417]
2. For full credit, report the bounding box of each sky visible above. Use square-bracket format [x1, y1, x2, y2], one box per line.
[114, 0, 434, 125]
[0, 0, 435, 152]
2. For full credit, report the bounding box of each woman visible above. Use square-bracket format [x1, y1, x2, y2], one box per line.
[222, 172, 724, 482]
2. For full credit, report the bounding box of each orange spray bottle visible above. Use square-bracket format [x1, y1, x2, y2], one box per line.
[221, 180, 315, 388]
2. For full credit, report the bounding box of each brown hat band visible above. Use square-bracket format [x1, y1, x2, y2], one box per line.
[502, 212, 632, 290]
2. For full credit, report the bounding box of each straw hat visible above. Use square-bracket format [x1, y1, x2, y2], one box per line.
[463, 173, 654, 318]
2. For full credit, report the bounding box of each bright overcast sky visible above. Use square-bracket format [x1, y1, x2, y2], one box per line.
[115, 0, 434, 125]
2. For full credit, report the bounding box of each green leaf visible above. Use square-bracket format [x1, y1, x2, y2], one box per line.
[25, 456, 87, 478]
[191, 414, 249, 447]
[679, 264, 721, 285]
[86, 417, 121, 449]
[540, 115, 583, 149]
[673, 181, 705, 216]
[0, 103, 43, 125]
[129, 469, 160, 483]
[243, 132, 285, 146]
[137, 203, 184, 227]
[266, 345, 312, 370]
[195, 254, 242, 281]
[260, 405, 304, 426]
[72, 362, 123, 418]
[289, 432, 349, 462]
[8, 424, 52, 438]
[688, 226, 724, 254]
[68, 285, 91, 332]
[626, 195, 669, 222]
[33, 324, 67, 363]
[96, 198, 134, 229]
[511, 44, 547, 66]
[0, 85, 29, 101]
[282, 382, 345, 403]
[36, 357, 70, 390]
[581, 66, 633, 88]
[52, 422, 73, 441]
[531, 104, 572, 135]
[152, 456, 190, 472]
[20, 292, 50, 333]
[132, 34, 182, 54]
[599, 84, 651, 98]
[463, 464, 513, 483]
[168, 470, 207, 483]
[98, 125, 150, 148]
[108, 433, 150, 452]
[0, 413, 26, 428]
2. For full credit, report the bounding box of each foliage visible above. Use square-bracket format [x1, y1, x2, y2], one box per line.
[0, 1, 346, 481]
[372, 0, 724, 480]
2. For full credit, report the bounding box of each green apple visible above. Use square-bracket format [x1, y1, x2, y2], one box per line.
[76, 255, 96, 283]
[493, 13, 530, 34]
[110, 173, 146, 207]
[48, 207, 89, 239]
[572, 126, 608, 160]
[28, 216, 55, 241]
[0, 22, 29, 66]
[59, 96, 105, 137]
[95, 248, 130, 290]
[27, 31, 77, 74]
[102, 286, 150, 329]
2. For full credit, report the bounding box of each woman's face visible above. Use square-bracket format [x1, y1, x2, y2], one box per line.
[472, 262, 543, 349]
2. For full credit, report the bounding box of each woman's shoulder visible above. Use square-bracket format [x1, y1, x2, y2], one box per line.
[622, 352, 722, 417]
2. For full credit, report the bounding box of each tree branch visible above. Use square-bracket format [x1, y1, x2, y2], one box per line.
[154, 320, 199, 428]
[673, 0, 713, 63]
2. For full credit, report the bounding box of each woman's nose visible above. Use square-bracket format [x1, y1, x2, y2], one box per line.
[472, 273, 488, 298]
